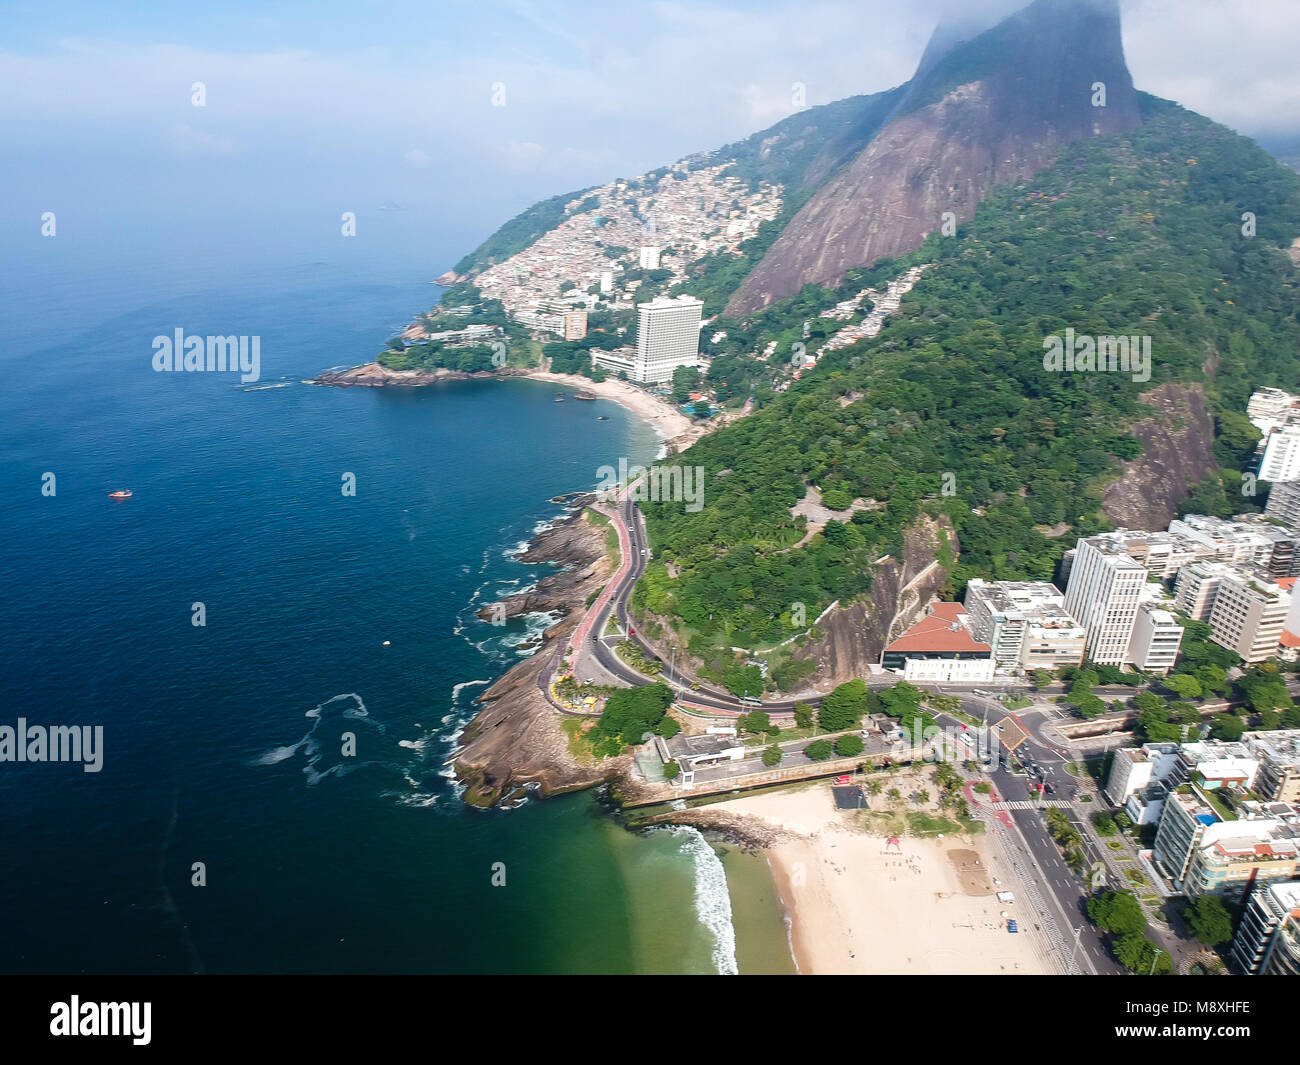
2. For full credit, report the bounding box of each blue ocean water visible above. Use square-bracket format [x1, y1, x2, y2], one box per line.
[0, 240, 765, 974]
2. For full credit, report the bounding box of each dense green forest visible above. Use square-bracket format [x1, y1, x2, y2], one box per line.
[635, 97, 1300, 652]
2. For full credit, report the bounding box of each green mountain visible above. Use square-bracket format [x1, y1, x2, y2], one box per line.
[433, 0, 1300, 686]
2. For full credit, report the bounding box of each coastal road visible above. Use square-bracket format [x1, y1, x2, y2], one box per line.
[565, 496, 1132, 974]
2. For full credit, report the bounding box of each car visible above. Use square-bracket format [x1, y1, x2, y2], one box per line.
[1007, 919, 1019, 933]
[629, 628, 635, 636]
[1044, 783, 1055, 795]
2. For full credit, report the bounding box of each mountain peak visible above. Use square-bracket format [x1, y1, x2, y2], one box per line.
[726, 0, 1140, 314]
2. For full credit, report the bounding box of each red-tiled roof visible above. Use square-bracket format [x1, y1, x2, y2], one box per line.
[886, 604, 992, 654]
[1278, 577, 1297, 592]
[1281, 629, 1300, 648]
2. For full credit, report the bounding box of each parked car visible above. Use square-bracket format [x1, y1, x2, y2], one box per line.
[1007, 919, 1019, 934]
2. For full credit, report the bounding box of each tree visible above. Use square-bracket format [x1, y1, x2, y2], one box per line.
[663, 759, 680, 781]
[867, 779, 883, 797]
[724, 662, 764, 699]
[1164, 673, 1203, 700]
[595, 682, 674, 745]
[762, 744, 783, 767]
[656, 716, 681, 739]
[1185, 895, 1234, 946]
[1091, 811, 1117, 837]
[818, 678, 868, 731]
[1209, 712, 1245, 742]
[835, 733, 864, 757]
[739, 710, 773, 735]
[793, 701, 814, 728]
[1237, 667, 1294, 715]
[805, 740, 834, 761]
[1114, 933, 1174, 974]
[671, 364, 702, 405]
[887, 788, 902, 804]
[1087, 890, 1146, 937]
[1032, 669, 1054, 690]
[1194, 664, 1228, 696]
[913, 789, 931, 807]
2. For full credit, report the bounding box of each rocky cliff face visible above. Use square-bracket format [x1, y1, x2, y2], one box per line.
[1101, 382, 1219, 529]
[788, 514, 957, 688]
[727, 0, 1140, 313]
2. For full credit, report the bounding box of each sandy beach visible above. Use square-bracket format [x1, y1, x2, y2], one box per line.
[521, 369, 708, 449]
[702, 781, 1054, 975]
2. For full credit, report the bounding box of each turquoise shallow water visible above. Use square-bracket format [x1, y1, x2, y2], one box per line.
[0, 243, 789, 974]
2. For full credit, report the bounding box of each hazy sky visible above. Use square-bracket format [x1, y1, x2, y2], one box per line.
[3, 0, 1295, 272]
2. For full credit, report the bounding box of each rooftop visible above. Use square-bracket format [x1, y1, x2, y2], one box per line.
[886, 603, 992, 655]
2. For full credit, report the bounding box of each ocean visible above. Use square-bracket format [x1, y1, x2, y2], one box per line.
[0, 224, 794, 975]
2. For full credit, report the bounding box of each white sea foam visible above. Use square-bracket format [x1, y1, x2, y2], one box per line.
[451, 679, 490, 702]
[673, 827, 739, 976]
[250, 692, 387, 785]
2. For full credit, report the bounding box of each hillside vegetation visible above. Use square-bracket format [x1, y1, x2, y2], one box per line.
[635, 97, 1300, 652]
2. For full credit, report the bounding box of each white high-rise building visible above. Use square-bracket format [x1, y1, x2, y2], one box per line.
[629, 295, 702, 385]
[638, 246, 661, 271]
[1128, 601, 1184, 674]
[1260, 428, 1300, 483]
[1062, 537, 1147, 665]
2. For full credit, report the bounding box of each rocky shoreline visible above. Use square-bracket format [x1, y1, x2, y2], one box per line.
[453, 502, 654, 808]
[473, 496, 603, 622]
[314, 362, 530, 388]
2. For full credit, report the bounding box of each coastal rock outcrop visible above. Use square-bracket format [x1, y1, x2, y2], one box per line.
[315, 362, 527, 387]
[788, 514, 958, 688]
[1101, 382, 1218, 530]
[475, 502, 604, 622]
[455, 508, 639, 808]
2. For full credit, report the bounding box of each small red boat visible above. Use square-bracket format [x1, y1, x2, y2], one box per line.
[108, 490, 133, 499]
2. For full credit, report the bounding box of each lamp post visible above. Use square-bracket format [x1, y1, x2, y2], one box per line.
[1149, 947, 1164, 976]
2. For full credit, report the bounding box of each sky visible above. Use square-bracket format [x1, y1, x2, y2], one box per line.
[2, 0, 1296, 278]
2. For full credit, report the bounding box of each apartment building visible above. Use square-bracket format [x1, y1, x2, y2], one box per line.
[1262, 428, 1300, 483]
[1246, 730, 1300, 804]
[588, 346, 636, 378]
[962, 580, 1085, 673]
[1154, 785, 1300, 899]
[1105, 743, 1181, 805]
[1062, 537, 1147, 665]
[1247, 387, 1300, 434]
[1230, 880, 1300, 975]
[1265, 480, 1300, 529]
[1207, 569, 1291, 663]
[563, 310, 588, 341]
[637, 246, 661, 270]
[1169, 514, 1274, 569]
[1128, 600, 1184, 674]
[1174, 560, 1235, 620]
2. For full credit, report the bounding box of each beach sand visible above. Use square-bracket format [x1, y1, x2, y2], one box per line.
[704, 783, 1053, 975]
[521, 370, 716, 450]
